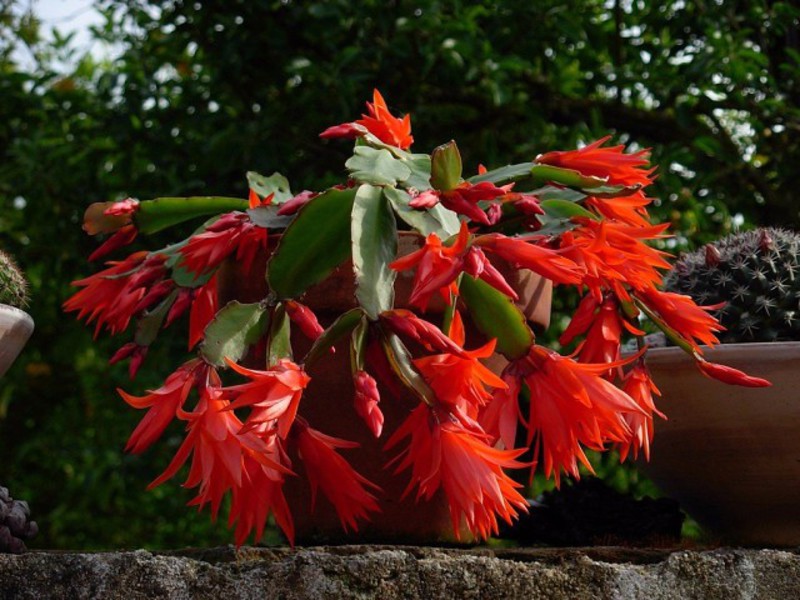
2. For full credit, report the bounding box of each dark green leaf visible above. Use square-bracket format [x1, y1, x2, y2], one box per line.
[380, 330, 436, 405]
[350, 316, 369, 372]
[136, 197, 249, 234]
[200, 301, 269, 366]
[460, 275, 534, 359]
[529, 164, 608, 189]
[268, 304, 292, 363]
[267, 187, 356, 299]
[346, 146, 412, 186]
[134, 290, 177, 346]
[468, 162, 536, 185]
[540, 199, 598, 220]
[304, 307, 364, 368]
[352, 184, 397, 318]
[246, 171, 293, 204]
[430, 140, 462, 191]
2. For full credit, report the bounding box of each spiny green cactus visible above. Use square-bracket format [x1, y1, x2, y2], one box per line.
[0, 250, 28, 309]
[665, 228, 800, 343]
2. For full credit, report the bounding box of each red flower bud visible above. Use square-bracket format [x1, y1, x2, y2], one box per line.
[697, 360, 771, 388]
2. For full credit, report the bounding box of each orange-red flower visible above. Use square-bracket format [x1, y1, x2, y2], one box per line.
[118, 359, 208, 454]
[696, 360, 771, 388]
[536, 136, 654, 188]
[178, 212, 267, 277]
[386, 404, 528, 540]
[380, 309, 466, 356]
[474, 233, 586, 285]
[89, 224, 138, 262]
[353, 370, 384, 438]
[585, 194, 652, 227]
[559, 219, 671, 301]
[188, 275, 218, 350]
[390, 222, 517, 310]
[617, 363, 664, 461]
[636, 286, 723, 351]
[413, 312, 506, 415]
[480, 369, 523, 450]
[519, 346, 645, 485]
[320, 89, 413, 150]
[409, 181, 511, 225]
[294, 421, 380, 532]
[221, 358, 311, 439]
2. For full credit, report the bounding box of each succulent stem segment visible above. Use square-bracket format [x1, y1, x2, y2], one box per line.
[0, 250, 28, 309]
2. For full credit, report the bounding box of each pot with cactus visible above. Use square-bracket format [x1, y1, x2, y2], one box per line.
[640, 228, 800, 546]
[65, 90, 765, 546]
[0, 249, 33, 379]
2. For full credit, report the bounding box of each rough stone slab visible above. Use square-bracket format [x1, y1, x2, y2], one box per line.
[0, 545, 799, 599]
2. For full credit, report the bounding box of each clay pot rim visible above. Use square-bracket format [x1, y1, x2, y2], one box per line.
[644, 341, 800, 364]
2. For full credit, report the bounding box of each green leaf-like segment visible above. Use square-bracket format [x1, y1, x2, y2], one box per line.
[468, 162, 537, 185]
[460, 275, 534, 360]
[540, 199, 599, 221]
[246, 171, 293, 204]
[267, 187, 356, 299]
[134, 291, 177, 346]
[529, 164, 608, 189]
[380, 330, 436, 405]
[430, 140, 462, 191]
[136, 197, 249, 234]
[268, 304, 293, 363]
[304, 308, 364, 368]
[346, 146, 412, 186]
[350, 316, 369, 373]
[200, 301, 269, 366]
[352, 184, 397, 319]
[383, 187, 460, 238]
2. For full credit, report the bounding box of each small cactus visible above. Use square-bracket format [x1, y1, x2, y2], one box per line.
[665, 228, 800, 343]
[0, 250, 28, 309]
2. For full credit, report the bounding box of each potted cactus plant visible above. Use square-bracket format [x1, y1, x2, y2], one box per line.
[65, 90, 765, 546]
[639, 228, 800, 545]
[0, 249, 34, 379]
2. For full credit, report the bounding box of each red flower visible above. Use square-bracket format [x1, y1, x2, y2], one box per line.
[390, 222, 517, 310]
[559, 219, 671, 301]
[104, 198, 140, 217]
[89, 224, 138, 262]
[221, 358, 311, 439]
[636, 286, 723, 351]
[277, 190, 318, 216]
[178, 212, 267, 277]
[386, 404, 528, 540]
[585, 194, 652, 227]
[320, 89, 413, 150]
[413, 312, 506, 416]
[353, 370, 384, 438]
[617, 363, 664, 461]
[294, 420, 380, 532]
[518, 346, 645, 485]
[188, 275, 218, 350]
[409, 181, 510, 225]
[474, 234, 585, 285]
[118, 359, 208, 453]
[380, 309, 466, 356]
[65, 251, 167, 337]
[108, 341, 148, 379]
[696, 360, 771, 388]
[536, 136, 654, 188]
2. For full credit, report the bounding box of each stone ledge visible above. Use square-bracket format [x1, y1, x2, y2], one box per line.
[1, 545, 799, 599]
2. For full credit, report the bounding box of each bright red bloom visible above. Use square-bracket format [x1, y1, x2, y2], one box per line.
[320, 89, 413, 150]
[178, 212, 267, 277]
[696, 360, 771, 388]
[89, 224, 138, 262]
[518, 346, 645, 485]
[386, 404, 528, 540]
[585, 194, 652, 227]
[221, 358, 310, 439]
[475, 234, 585, 285]
[636, 286, 723, 352]
[559, 219, 671, 301]
[353, 370, 384, 438]
[390, 222, 516, 310]
[108, 341, 148, 379]
[409, 181, 510, 225]
[480, 370, 523, 451]
[536, 136, 654, 188]
[150, 373, 291, 526]
[188, 275, 218, 350]
[65, 251, 167, 337]
[285, 300, 324, 341]
[118, 359, 208, 453]
[560, 295, 643, 373]
[617, 363, 664, 462]
[413, 312, 506, 416]
[294, 420, 380, 532]
[380, 309, 466, 356]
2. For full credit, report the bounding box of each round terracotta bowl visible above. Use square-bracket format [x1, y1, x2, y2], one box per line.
[0, 305, 34, 379]
[641, 342, 800, 546]
[217, 232, 552, 544]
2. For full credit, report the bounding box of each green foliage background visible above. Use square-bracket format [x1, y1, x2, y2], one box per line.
[0, 0, 797, 549]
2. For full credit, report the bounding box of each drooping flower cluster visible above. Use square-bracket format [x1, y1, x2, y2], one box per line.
[67, 89, 770, 547]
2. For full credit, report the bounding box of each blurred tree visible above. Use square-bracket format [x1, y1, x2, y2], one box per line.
[0, 0, 797, 549]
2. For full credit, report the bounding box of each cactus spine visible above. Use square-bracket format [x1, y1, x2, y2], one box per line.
[0, 250, 28, 309]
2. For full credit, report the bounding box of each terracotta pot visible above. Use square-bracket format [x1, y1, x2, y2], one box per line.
[0, 305, 34, 379]
[640, 342, 800, 546]
[217, 233, 552, 544]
